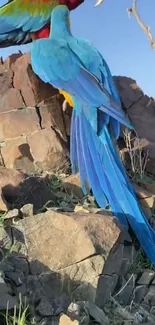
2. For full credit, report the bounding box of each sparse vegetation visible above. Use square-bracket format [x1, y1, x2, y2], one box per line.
[4, 295, 31, 325]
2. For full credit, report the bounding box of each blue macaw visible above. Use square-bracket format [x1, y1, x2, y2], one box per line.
[30, 5, 155, 264]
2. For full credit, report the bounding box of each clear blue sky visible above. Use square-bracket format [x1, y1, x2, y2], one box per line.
[0, 0, 154, 97]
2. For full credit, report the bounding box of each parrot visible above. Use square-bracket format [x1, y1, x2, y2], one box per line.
[30, 5, 155, 265]
[0, 0, 103, 47]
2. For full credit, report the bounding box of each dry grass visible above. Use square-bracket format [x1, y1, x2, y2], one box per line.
[122, 128, 148, 180]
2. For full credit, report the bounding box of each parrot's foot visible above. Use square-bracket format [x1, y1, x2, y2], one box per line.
[62, 99, 70, 112]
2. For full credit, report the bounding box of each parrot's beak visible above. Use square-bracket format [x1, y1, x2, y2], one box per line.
[94, 0, 103, 7]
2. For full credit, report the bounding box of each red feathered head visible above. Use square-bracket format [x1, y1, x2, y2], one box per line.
[59, 0, 84, 10]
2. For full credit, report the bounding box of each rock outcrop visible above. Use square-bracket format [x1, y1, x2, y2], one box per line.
[0, 53, 71, 174]
[0, 53, 155, 177]
[114, 76, 155, 176]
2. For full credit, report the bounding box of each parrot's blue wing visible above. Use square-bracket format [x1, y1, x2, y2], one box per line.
[31, 38, 133, 130]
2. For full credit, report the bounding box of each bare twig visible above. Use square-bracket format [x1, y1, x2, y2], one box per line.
[127, 0, 155, 51]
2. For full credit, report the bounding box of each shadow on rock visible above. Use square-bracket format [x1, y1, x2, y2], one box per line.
[0, 246, 99, 325]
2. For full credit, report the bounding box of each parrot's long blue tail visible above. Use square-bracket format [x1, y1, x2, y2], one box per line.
[71, 107, 155, 265]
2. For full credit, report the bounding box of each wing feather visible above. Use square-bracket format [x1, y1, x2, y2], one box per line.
[0, 0, 51, 47]
[31, 37, 133, 129]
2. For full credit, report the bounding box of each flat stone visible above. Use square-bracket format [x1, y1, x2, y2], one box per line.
[0, 226, 12, 251]
[5, 270, 25, 286]
[0, 190, 8, 211]
[38, 95, 67, 141]
[7, 256, 29, 275]
[1, 137, 34, 172]
[95, 274, 118, 308]
[20, 204, 34, 218]
[0, 293, 18, 310]
[15, 283, 27, 297]
[0, 167, 25, 199]
[59, 314, 79, 325]
[0, 107, 40, 141]
[150, 276, 155, 284]
[114, 76, 143, 109]
[0, 261, 14, 273]
[103, 243, 124, 275]
[120, 245, 137, 277]
[0, 275, 12, 295]
[0, 70, 13, 98]
[62, 173, 84, 199]
[133, 182, 155, 209]
[116, 284, 133, 305]
[144, 285, 155, 306]
[27, 127, 69, 173]
[137, 270, 155, 285]
[5, 209, 19, 220]
[4, 53, 22, 70]
[134, 285, 148, 303]
[0, 87, 24, 113]
[68, 301, 109, 325]
[13, 210, 120, 272]
[36, 300, 54, 317]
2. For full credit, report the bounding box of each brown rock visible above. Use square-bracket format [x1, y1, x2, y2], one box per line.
[27, 127, 69, 172]
[0, 88, 24, 113]
[1, 137, 34, 172]
[0, 167, 25, 202]
[115, 76, 155, 176]
[127, 96, 155, 144]
[62, 173, 84, 199]
[3, 53, 22, 70]
[114, 76, 143, 109]
[132, 182, 155, 219]
[132, 182, 155, 209]
[0, 189, 8, 211]
[27, 64, 59, 104]
[13, 53, 36, 106]
[59, 314, 79, 325]
[12, 210, 121, 304]
[13, 210, 120, 271]
[141, 182, 155, 195]
[13, 52, 59, 106]
[38, 95, 67, 141]
[0, 70, 13, 97]
[0, 107, 40, 141]
[61, 100, 72, 136]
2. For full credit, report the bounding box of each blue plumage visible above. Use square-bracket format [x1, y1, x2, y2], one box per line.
[31, 5, 155, 264]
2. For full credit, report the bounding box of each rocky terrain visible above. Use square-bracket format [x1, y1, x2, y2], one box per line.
[0, 52, 155, 324]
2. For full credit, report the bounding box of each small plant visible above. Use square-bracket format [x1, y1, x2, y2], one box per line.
[48, 174, 97, 211]
[129, 247, 155, 274]
[5, 295, 31, 325]
[121, 128, 148, 181]
[0, 212, 6, 227]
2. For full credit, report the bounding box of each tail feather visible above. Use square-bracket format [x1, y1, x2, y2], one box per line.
[82, 113, 128, 227]
[79, 113, 108, 208]
[76, 113, 89, 195]
[109, 117, 120, 140]
[71, 108, 155, 265]
[70, 109, 78, 174]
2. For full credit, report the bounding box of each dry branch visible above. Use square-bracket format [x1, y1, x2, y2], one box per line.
[127, 0, 155, 51]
